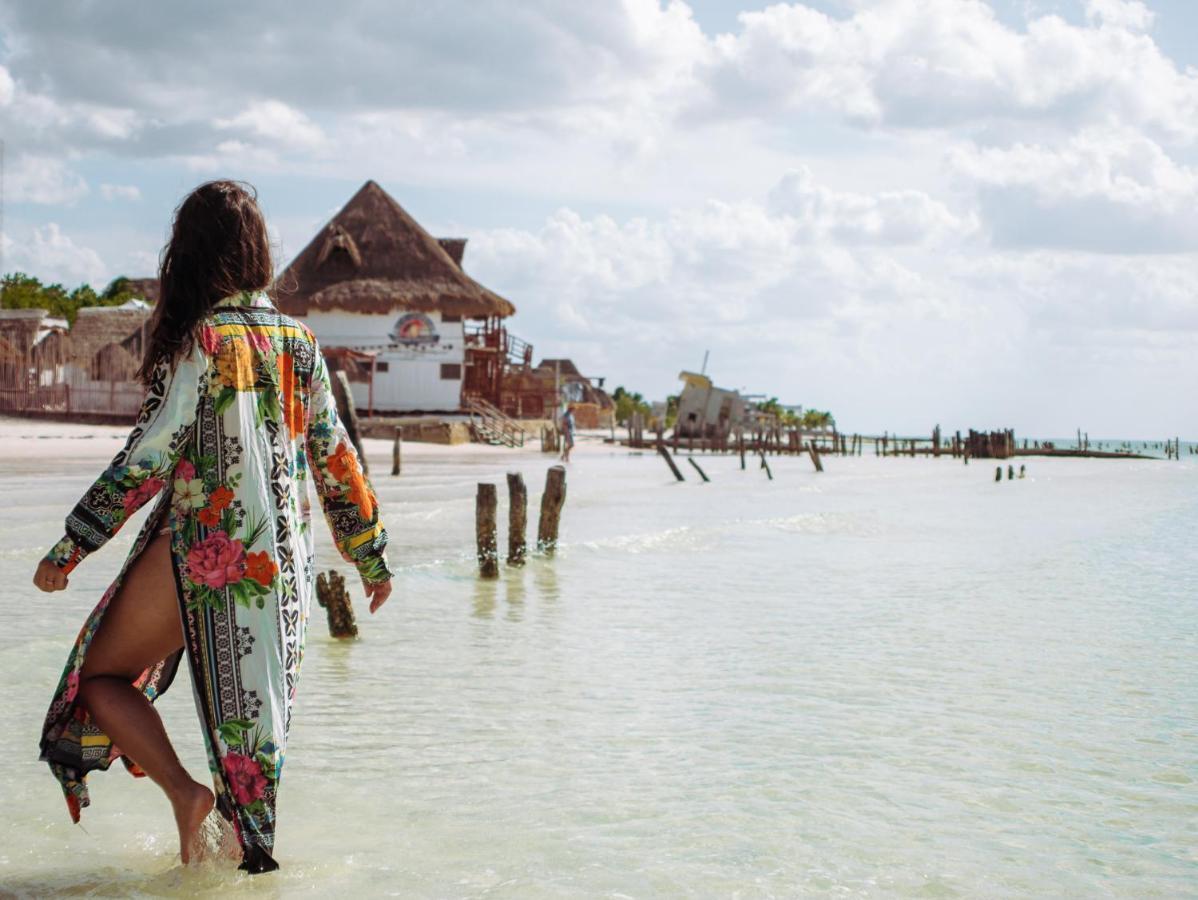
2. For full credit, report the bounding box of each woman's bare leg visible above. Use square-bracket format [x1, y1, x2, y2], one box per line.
[78, 533, 214, 864]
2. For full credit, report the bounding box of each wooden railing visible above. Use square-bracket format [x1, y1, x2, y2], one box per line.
[0, 379, 143, 419]
[465, 396, 525, 448]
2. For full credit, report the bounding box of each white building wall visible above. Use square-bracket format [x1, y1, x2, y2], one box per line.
[301, 309, 467, 412]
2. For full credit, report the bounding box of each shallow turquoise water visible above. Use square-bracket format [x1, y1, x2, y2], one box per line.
[1, 424, 1195, 897]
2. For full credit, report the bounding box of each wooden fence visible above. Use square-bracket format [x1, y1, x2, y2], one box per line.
[0, 380, 144, 419]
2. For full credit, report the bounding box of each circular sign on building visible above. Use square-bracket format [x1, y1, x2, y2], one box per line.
[390, 312, 440, 346]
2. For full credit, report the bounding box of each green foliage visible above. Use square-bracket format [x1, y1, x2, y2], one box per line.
[612, 384, 652, 427]
[754, 397, 834, 429]
[801, 409, 835, 430]
[1, 272, 142, 324]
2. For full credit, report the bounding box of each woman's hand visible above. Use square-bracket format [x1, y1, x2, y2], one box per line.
[363, 579, 392, 614]
[33, 559, 69, 593]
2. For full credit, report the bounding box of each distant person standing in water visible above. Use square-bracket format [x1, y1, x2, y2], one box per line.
[560, 405, 576, 463]
[32, 180, 393, 873]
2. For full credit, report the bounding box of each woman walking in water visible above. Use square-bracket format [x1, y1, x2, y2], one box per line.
[32, 181, 392, 873]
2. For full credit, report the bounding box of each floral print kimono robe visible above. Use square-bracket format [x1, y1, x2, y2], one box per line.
[38, 291, 391, 873]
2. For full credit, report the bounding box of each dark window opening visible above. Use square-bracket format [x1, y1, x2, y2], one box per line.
[375, 362, 389, 373]
[440, 363, 462, 380]
[442, 314, 462, 323]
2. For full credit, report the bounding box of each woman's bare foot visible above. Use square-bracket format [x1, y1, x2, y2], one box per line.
[171, 780, 215, 864]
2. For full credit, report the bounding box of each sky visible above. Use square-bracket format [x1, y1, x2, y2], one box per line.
[0, 0, 1195, 438]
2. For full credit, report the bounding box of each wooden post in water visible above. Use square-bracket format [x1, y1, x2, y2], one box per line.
[331, 369, 369, 475]
[506, 472, 527, 566]
[1007, 464, 1014, 480]
[995, 466, 1002, 482]
[537, 465, 568, 554]
[658, 444, 685, 482]
[476, 483, 499, 578]
[759, 451, 773, 480]
[687, 457, 711, 482]
[316, 569, 358, 639]
[808, 443, 824, 473]
[739, 429, 746, 470]
[391, 427, 402, 476]
[1019, 464, 1026, 479]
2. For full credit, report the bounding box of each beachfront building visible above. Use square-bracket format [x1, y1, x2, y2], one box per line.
[535, 359, 614, 428]
[496, 357, 614, 427]
[674, 370, 750, 439]
[0, 309, 68, 407]
[0, 300, 151, 417]
[275, 180, 519, 415]
[62, 300, 151, 414]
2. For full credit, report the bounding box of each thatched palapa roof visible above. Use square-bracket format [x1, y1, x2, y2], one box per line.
[275, 180, 514, 320]
[69, 306, 150, 366]
[124, 278, 161, 304]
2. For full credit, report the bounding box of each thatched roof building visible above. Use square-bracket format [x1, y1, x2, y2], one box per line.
[0, 309, 52, 355]
[123, 278, 161, 304]
[275, 180, 514, 320]
[68, 306, 150, 371]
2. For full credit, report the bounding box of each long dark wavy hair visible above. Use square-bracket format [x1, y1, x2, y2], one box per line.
[137, 180, 272, 384]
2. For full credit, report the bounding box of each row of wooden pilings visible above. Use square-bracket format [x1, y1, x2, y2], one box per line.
[626, 420, 865, 459]
[622, 420, 1023, 462]
[995, 464, 1027, 481]
[652, 434, 819, 483]
[475, 465, 567, 578]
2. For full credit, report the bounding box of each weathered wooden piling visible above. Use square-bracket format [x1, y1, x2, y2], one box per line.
[506, 472, 527, 566]
[331, 369, 368, 475]
[687, 457, 711, 482]
[391, 428, 402, 476]
[316, 569, 358, 639]
[537, 465, 568, 554]
[1019, 464, 1026, 479]
[995, 466, 1002, 482]
[760, 451, 773, 480]
[1007, 464, 1014, 480]
[738, 430, 746, 470]
[476, 483, 499, 578]
[657, 444, 685, 482]
[808, 442, 823, 473]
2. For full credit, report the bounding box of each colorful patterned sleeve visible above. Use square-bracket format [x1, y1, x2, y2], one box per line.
[303, 346, 393, 585]
[44, 345, 206, 575]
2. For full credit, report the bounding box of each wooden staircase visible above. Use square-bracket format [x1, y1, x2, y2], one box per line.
[466, 396, 525, 448]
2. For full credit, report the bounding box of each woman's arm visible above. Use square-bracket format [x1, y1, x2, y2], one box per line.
[41, 344, 207, 578]
[304, 345, 393, 610]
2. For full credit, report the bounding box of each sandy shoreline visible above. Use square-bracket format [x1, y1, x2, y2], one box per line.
[0, 414, 610, 464]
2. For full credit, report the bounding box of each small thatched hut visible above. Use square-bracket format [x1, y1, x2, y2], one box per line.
[63, 304, 151, 414]
[274, 180, 520, 414]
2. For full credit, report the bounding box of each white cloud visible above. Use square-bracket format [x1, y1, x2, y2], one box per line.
[8, 156, 88, 205]
[767, 166, 972, 245]
[99, 183, 141, 202]
[214, 99, 326, 150]
[699, 0, 1198, 139]
[1084, 0, 1154, 31]
[5, 223, 108, 285]
[949, 128, 1198, 251]
[0, 65, 14, 106]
